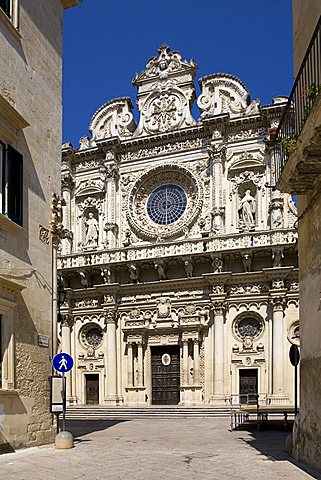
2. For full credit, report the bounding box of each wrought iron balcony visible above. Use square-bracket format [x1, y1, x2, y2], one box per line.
[275, 16, 321, 188]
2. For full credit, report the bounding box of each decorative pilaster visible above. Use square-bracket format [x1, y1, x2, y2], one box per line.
[193, 339, 200, 385]
[105, 309, 118, 404]
[127, 342, 133, 387]
[208, 144, 226, 232]
[270, 296, 288, 404]
[104, 162, 119, 248]
[182, 339, 189, 386]
[212, 300, 226, 404]
[137, 341, 144, 386]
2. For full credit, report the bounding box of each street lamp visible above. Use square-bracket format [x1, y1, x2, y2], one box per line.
[57, 282, 66, 323]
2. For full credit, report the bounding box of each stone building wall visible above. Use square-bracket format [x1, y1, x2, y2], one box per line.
[58, 45, 299, 408]
[0, 0, 80, 451]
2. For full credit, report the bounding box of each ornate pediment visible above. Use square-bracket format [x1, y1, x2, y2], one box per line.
[197, 73, 260, 119]
[133, 45, 197, 137]
[133, 44, 197, 84]
[228, 149, 265, 172]
[75, 177, 105, 196]
[89, 97, 136, 141]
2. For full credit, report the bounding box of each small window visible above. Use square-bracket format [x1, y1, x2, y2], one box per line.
[0, 142, 23, 226]
[0, 0, 11, 18]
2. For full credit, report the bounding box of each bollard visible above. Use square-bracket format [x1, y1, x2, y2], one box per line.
[55, 430, 74, 449]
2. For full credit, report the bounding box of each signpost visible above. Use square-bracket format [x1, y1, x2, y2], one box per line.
[289, 344, 300, 416]
[52, 353, 74, 432]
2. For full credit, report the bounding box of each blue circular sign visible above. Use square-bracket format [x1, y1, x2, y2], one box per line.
[52, 352, 74, 373]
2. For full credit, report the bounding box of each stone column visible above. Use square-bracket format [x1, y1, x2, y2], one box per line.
[213, 301, 226, 403]
[193, 339, 200, 385]
[137, 341, 144, 386]
[105, 310, 118, 404]
[127, 343, 133, 387]
[61, 313, 73, 400]
[271, 297, 286, 403]
[182, 339, 189, 385]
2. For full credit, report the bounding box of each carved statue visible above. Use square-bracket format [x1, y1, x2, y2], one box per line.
[212, 257, 223, 273]
[242, 253, 252, 272]
[85, 213, 99, 246]
[239, 190, 256, 229]
[101, 267, 112, 284]
[155, 261, 166, 281]
[79, 271, 91, 288]
[272, 249, 284, 268]
[184, 259, 193, 278]
[128, 264, 139, 283]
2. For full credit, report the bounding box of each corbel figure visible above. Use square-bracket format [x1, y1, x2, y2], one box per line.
[184, 257, 194, 278]
[272, 248, 284, 268]
[242, 252, 252, 272]
[154, 260, 166, 281]
[128, 264, 140, 283]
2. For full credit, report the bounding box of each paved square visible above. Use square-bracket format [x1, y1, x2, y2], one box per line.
[0, 417, 320, 479]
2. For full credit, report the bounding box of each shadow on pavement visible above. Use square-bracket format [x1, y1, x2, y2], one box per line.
[235, 422, 321, 480]
[59, 419, 130, 440]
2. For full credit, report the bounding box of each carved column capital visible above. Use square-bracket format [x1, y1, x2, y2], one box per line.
[270, 296, 286, 312]
[61, 313, 74, 328]
[61, 173, 75, 191]
[103, 308, 118, 324]
[212, 300, 227, 315]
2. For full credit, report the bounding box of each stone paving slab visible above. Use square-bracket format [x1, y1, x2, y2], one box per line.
[0, 417, 320, 480]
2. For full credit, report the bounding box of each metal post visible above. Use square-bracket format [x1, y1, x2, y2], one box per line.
[62, 373, 66, 431]
[294, 363, 298, 416]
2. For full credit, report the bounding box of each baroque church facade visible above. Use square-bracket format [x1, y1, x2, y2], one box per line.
[58, 45, 299, 407]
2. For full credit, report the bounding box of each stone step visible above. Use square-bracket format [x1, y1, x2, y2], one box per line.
[65, 406, 232, 419]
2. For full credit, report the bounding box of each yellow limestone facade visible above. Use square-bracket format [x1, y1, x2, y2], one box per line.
[59, 46, 299, 408]
[0, 0, 81, 451]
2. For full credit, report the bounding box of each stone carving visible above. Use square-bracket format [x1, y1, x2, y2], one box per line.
[89, 97, 136, 141]
[78, 197, 103, 214]
[272, 279, 285, 289]
[269, 193, 284, 229]
[211, 256, 223, 273]
[224, 128, 266, 143]
[135, 85, 196, 136]
[120, 138, 207, 162]
[39, 225, 50, 245]
[212, 284, 224, 294]
[85, 212, 99, 247]
[272, 248, 284, 268]
[79, 135, 91, 150]
[101, 267, 112, 284]
[133, 44, 197, 81]
[156, 297, 171, 318]
[128, 264, 139, 283]
[239, 190, 256, 229]
[154, 261, 166, 281]
[75, 160, 101, 171]
[75, 299, 99, 308]
[184, 258, 194, 278]
[61, 173, 75, 191]
[198, 73, 260, 118]
[79, 271, 92, 288]
[242, 252, 252, 272]
[230, 284, 261, 294]
[230, 170, 264, 195]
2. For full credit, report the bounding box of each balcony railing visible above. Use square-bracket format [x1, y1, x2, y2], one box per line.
[275, 15, 321, 184]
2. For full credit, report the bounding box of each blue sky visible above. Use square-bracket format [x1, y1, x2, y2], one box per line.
[62, 0, 293, 146]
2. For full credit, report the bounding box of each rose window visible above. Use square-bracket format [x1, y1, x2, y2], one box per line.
[235, 317, 263, 339]
[147, 184, 187, 225]
[80, 324, 103, 349]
